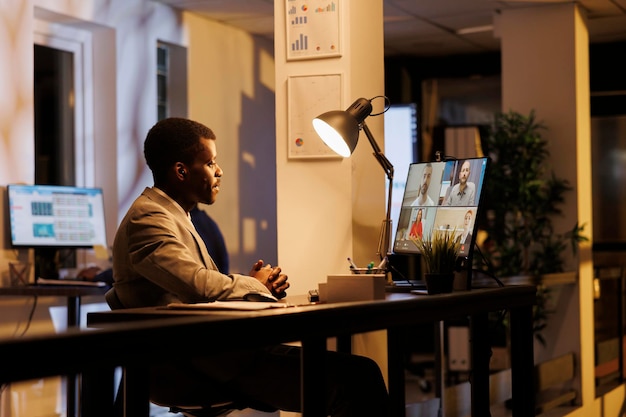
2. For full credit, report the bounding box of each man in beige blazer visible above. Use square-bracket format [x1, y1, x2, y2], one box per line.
[111, 117, 389, 416]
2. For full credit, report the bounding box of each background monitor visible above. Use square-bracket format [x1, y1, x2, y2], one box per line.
[384, 103, 418, 243]
[7, 184, 107, 249]
[392, 157, 489, 260]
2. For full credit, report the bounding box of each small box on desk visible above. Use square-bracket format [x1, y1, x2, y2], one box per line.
[325, 274, 386, 303]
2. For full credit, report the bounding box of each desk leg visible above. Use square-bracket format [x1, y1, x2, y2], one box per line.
[65, 375, 77, 417]
[67, 296, 80, 327]
[387, 328, 405, 417]
[81, 366, 116, 417]
[434, 321, 444, 415]
[301, 338, 326, 417]
[67, 295, 80, 417]
[336, 334, 351, 354]
[470, 313, 491, 417]
[123, 365, 151, 417]
[509, 304, 535, 417]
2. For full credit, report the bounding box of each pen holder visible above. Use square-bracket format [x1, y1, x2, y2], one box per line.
[326, 274, 386, 303]
[351, 267, 386, 275]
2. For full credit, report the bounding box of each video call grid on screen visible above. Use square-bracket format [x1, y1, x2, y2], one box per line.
[7, 184, 108, 248]
[393, 157, 489, 258]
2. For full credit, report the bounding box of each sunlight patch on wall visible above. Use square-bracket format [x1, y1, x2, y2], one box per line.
[242, 217, 257, 254]
[242, 151, 256, 169]
[0, 1, 34, 183]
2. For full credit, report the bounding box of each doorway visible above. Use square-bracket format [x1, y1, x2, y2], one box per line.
[33, 43, 77, 276]
[34, 44, 75, 186]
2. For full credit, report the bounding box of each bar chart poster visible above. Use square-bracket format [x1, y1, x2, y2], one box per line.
[288, 74, 342, 159]
[286, 0, 340, 61]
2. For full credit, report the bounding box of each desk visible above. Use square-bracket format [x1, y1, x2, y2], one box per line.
[0, 284, 108, 417]
[84, 286, 536, 417]
[0, 285, 108, 327]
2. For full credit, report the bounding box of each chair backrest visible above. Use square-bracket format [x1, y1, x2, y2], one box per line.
[191, 206, 230, 274]
[104, 287, 125, 310]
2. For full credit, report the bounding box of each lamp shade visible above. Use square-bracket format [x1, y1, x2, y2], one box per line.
[312, 98, 373, 157]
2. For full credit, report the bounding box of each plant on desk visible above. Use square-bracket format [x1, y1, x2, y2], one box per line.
[411, 229, 461, 294]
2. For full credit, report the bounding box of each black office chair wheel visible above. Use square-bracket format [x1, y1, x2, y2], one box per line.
[168, 405, 236, 417]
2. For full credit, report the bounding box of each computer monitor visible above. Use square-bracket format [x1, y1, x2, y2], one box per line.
[7, 184, 107, 249]
[384, 103, 418, 243]
[392, 157, 489, 264]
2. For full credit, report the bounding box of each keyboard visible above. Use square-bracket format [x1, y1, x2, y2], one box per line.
[385, 280, 427, 293]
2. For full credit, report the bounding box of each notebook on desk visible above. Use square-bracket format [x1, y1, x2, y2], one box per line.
[167, 301, 291, 310]
[36, 278, 108, 287]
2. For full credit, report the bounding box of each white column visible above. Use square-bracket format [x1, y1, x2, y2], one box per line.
[499, 3, 594, 411]
[274, 0, 385, 294]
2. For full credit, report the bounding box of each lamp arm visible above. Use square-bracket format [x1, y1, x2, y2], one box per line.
[362, 122, 394, 182]
[362, 121, 394, 259]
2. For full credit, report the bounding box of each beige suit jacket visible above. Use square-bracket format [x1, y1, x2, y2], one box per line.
[112, 187, 269, 308]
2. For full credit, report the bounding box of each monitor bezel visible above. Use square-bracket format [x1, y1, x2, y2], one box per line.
[7, 183, 108, 249]
[392, 156, 490, 263]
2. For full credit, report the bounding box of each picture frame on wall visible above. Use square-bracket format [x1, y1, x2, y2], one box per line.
[287, 73, 343, 159]
[285, 0, 341, 61]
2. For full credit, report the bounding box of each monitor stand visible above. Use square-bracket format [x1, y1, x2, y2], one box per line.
[35, 248, 60, 280]
[459, 245, 476, 290]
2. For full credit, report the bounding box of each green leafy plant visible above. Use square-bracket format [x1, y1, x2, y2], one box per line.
[410, 229, 462, 274]
[478, 110, 588, 345]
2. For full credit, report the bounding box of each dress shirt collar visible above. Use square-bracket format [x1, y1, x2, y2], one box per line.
[152, 186, 192, 222]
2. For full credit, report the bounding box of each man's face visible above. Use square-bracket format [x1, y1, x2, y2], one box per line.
[420, 166, 432, 196]
[458, 161, 471, 185]
[188, 138, 222, 205]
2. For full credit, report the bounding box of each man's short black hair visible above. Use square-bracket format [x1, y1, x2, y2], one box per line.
[144, 118, 216, 183]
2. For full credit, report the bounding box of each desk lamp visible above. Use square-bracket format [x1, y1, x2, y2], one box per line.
[312, 96, 394, 261]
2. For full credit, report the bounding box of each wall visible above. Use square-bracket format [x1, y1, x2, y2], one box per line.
[184, 12, 278, 271]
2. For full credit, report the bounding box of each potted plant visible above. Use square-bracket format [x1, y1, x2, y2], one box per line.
[411, 228, 462, 294]
[477, 109, 588, 344]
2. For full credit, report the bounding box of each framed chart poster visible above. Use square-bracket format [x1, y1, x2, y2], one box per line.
[285, 0, 341, 61]
[288, 74, 342, 159]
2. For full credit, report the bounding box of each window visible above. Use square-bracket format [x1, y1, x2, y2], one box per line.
[156, 41, 188, 120]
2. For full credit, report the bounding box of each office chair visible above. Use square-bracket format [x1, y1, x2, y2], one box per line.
[104, 287, 277, 417]
[190, 206, 230, 274]
[103, 208, 276, 416]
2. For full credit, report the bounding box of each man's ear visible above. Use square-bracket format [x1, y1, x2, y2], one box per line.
[175, 162, 187, 179]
